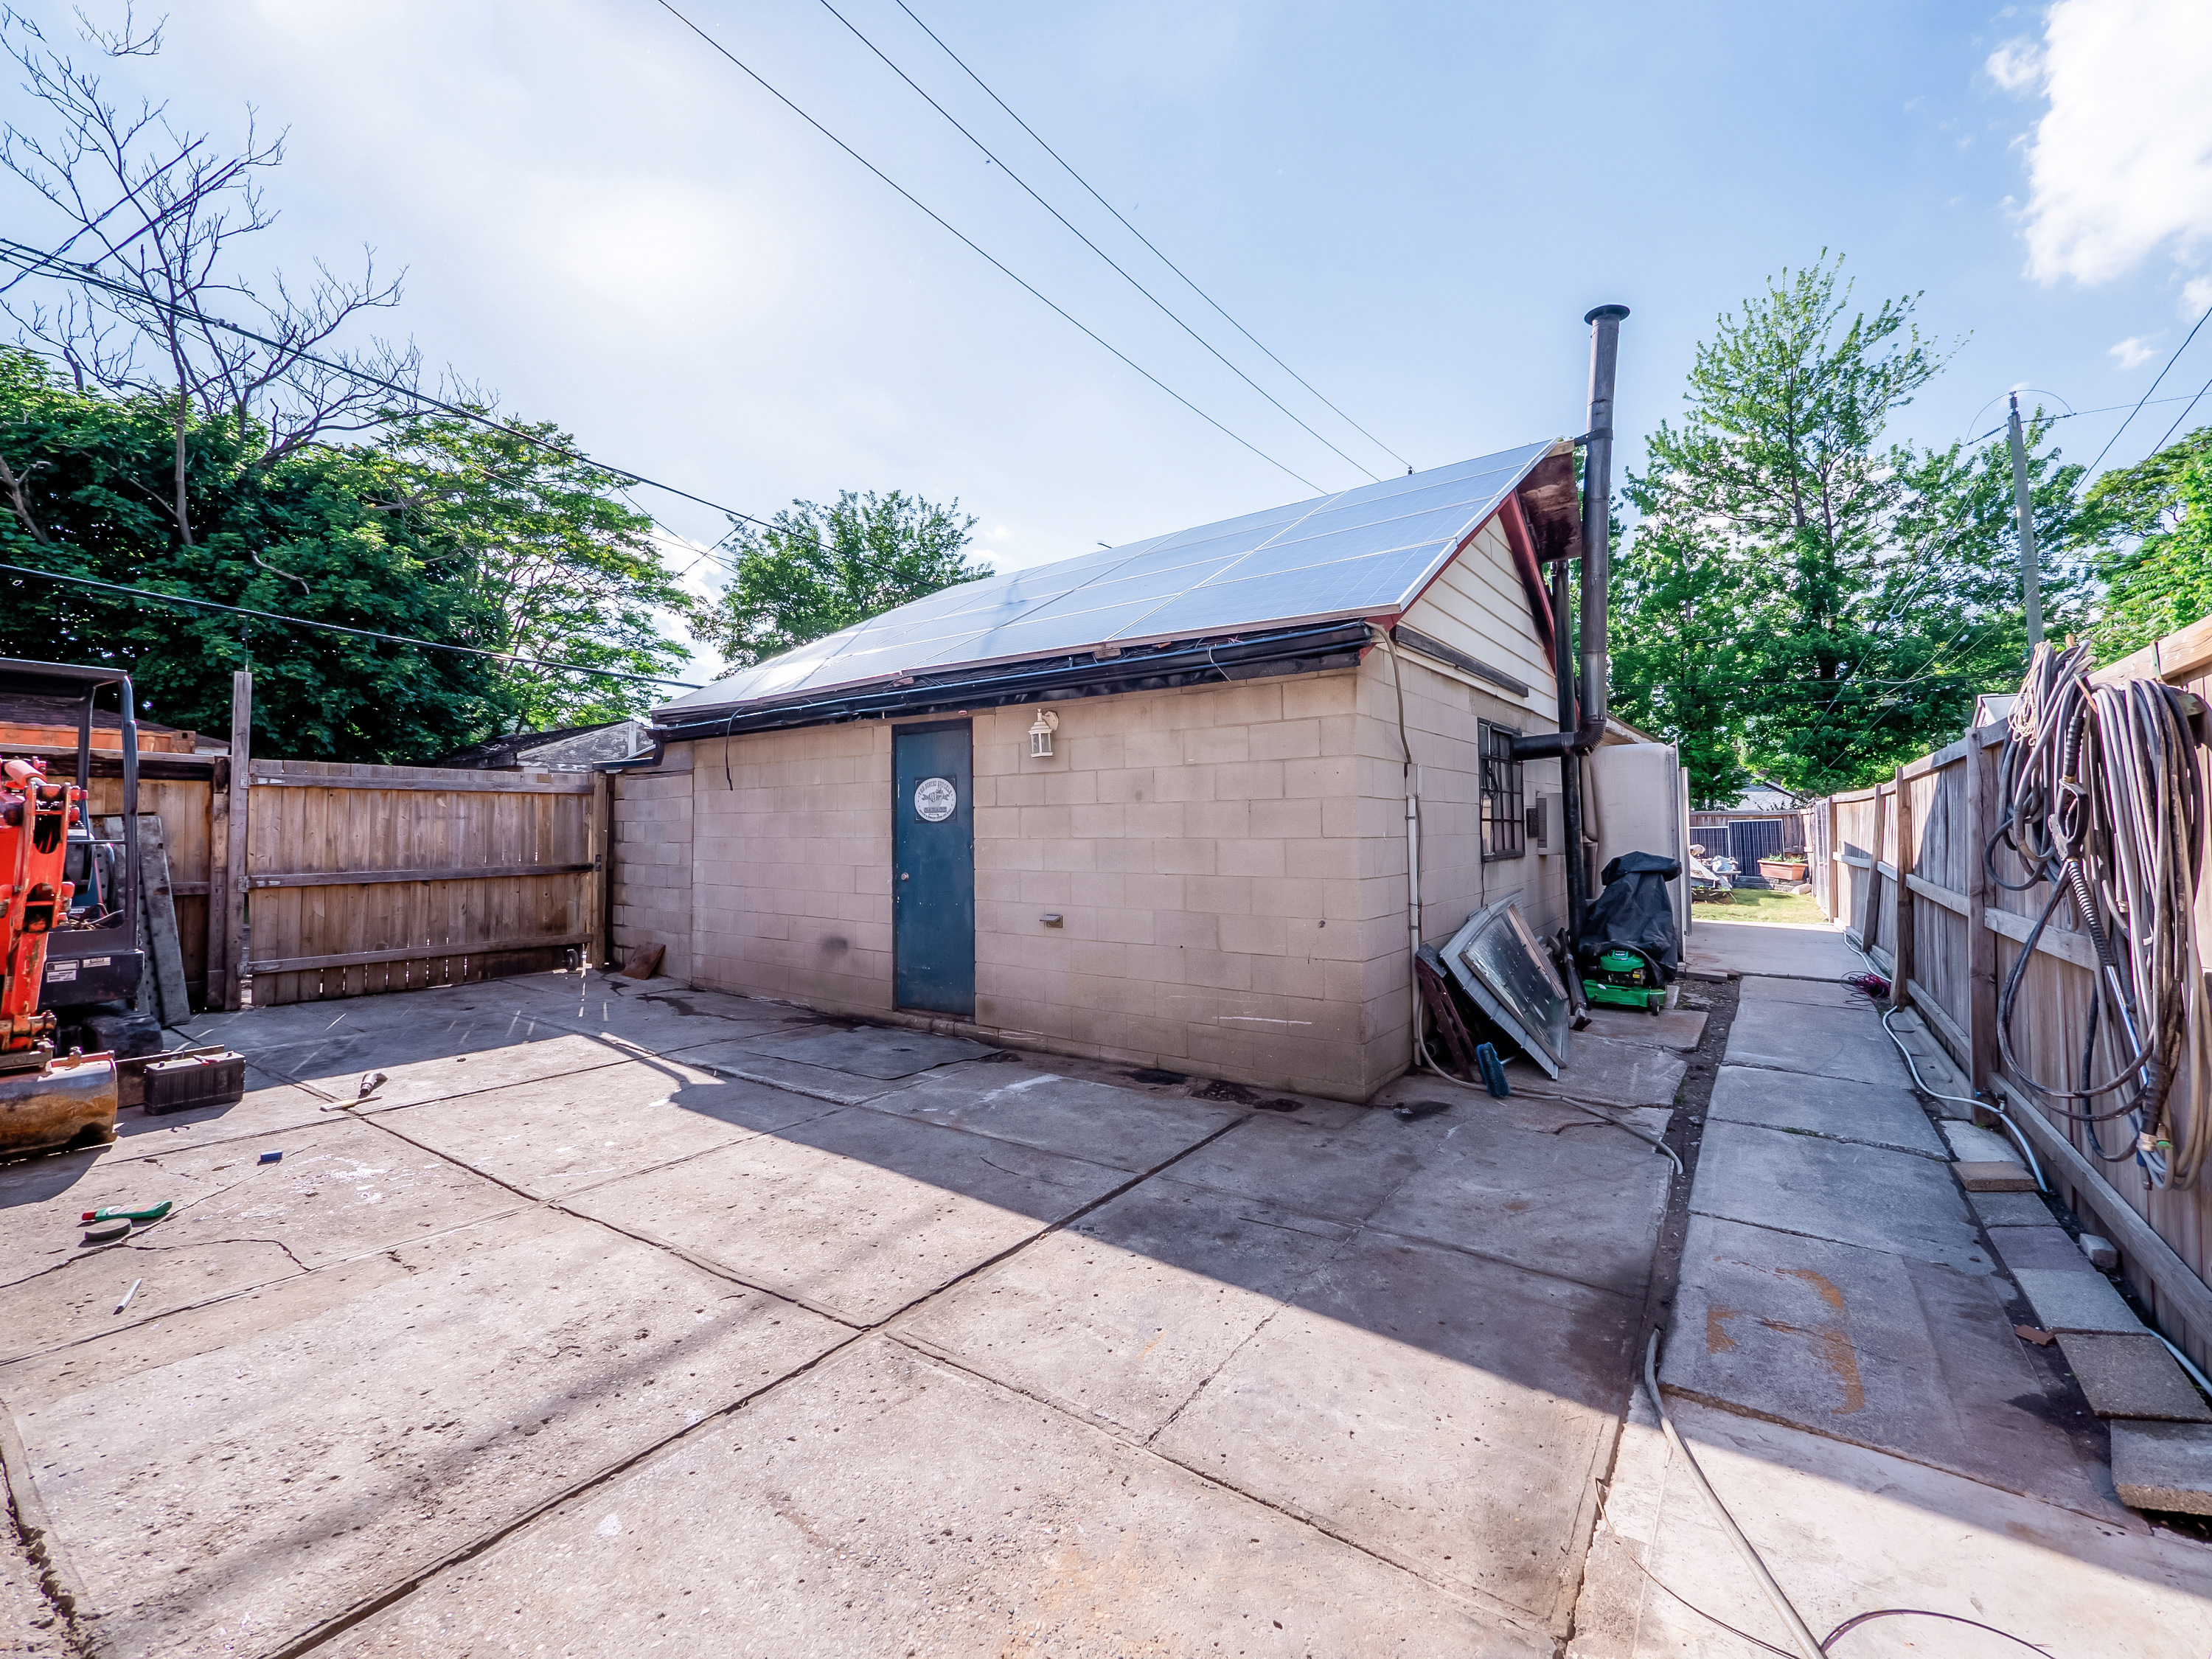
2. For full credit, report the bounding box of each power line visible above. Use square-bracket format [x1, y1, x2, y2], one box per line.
[2146, 366, 2212, 457]
[893, 0, 1411, 474]
[2086, 298, 2212, 478]
[1, 560, 702, 686]
[650, 0, 1325, 495]
[812, 0, 1376, 482]
[0, 235, 782, 532]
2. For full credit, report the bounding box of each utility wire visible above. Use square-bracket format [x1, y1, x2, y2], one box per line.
[0, 561, 702, 686]
[0, 235, 782, 532]
[2086, 298, 2212, 478]
[2146, 365, 2212, 458]
[813, 0, 1376, 483]
[894, 0, 1410, 474]
[650, 0, 1324, 494]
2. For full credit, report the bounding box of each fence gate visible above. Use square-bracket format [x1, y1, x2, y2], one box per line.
[241, 759, 600, 1006]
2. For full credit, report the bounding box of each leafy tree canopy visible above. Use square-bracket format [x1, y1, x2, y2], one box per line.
[698, 490, 988, 668]
[1611, 255, 2091, 802]
[0, 348, 693, 759]
[2084, 427, 2212, 664]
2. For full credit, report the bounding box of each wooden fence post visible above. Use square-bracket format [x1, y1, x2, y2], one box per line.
[204, 757, 229, 1013]
[1890, 766, 1914, 1007]
[588, 770, 611, 970]
[1962, 719, 1999, 1094]
[223, 671, 251, 1010]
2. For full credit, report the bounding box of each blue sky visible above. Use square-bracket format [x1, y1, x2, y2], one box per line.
[8, 1, 2209, 676]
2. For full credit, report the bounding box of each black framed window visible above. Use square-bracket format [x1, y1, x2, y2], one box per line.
[1480, 721, 1526, 860]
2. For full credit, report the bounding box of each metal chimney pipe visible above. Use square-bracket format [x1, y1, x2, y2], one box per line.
[1514, 302, 1630, 764]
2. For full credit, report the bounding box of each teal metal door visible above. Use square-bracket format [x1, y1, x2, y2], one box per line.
[893, 721, 975, 1015]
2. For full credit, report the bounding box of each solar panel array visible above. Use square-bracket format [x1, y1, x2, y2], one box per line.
[658, 441, 1554, 717]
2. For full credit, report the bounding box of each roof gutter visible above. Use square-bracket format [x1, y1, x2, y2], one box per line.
[1512, 303, 1628, 763]
[646, 619, 1373, 744]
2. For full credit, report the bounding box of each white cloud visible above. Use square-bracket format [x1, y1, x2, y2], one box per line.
[1995, 0, 2212, 287]
[2110, 335, 2161, 369]
[2187, 275, 2212, 319]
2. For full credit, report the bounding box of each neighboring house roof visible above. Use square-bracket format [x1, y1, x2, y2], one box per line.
[658, 442, 1562, 724]
[431, 719, 644, 772]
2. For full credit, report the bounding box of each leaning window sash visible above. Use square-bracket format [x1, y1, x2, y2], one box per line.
[1479, 721, 1526, 861]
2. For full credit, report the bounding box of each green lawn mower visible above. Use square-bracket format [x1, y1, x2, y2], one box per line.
[1582, 945, 1667, 1015]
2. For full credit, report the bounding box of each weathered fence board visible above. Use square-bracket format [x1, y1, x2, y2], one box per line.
[1811, 627, 2212, 1371]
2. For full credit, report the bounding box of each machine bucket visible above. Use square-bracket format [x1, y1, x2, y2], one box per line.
[0, 1051, 119, 1155]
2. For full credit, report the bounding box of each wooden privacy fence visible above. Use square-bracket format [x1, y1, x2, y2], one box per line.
[5, 714, 611, 1014]
[237, 759, 608, 1007]
[1812, 613, 2212, 1370]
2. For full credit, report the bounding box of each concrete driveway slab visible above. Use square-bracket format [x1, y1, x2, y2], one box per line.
[1724, 999, 1910, 1087]
[1366, 1111, 1673, 1296]
[326, 1336, 1545, 1659]
[1690, 1119, 1990, 1273]
[1581, 1006, 1708, 1051]
[864, 1065, 1239, 1169]
[0, 1118, 516, 1298]
[1663, 1213, 2122, 1520]
[1508, 1034, 1688, 1110]
[745, 1026, 997, 1077]
[656, 1039, 919, 1105]
[1571, 1395, 2203, 1659]
[2, 1237, 302, 1364]
[254, 1028, 648, 1114]
[1683, 920, 1858, 981]
[1706, 1065, 1947, 1156]
[106, 1068, 332, 1153]
[1160, 1110, 1428, 1225]
[0, 1207, 848, 1659]
[564, 1108, 1131, 1324]
[378, 1060, 841, 1197]
[1152, 1229, 1638, 1630]
[900, 1180, 1350, 1438]
[1738, 973, 1866, 1010]
[538, 983, 819, 1050]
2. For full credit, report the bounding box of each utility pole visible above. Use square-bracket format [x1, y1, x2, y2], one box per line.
[2006, 392, 2043, 650]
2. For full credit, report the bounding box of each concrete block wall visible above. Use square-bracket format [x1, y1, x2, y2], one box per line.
[611, 655, 1569, 1102]
[692, 721, 896, 1012]
[608, 755, 695, 982]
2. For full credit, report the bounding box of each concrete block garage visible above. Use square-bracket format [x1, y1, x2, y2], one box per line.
[611, 438, 1686, 1100]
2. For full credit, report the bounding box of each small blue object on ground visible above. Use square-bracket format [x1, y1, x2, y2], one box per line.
[258, 1150, 282, 1164]
[1474, 1043, 1510, 1098]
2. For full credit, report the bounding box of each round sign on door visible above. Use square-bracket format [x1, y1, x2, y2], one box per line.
[914, 776, 957, 821]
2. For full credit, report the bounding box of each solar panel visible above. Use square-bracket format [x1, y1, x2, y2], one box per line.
[658, 439, 1557, 717]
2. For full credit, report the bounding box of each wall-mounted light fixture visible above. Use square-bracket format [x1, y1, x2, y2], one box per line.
[1028, 708, 1060, 758]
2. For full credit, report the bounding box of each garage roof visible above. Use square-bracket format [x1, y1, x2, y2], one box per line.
[658, 440, 1559, 720]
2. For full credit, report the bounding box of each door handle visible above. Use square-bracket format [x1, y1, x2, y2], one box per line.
[899, 872, 910, 881]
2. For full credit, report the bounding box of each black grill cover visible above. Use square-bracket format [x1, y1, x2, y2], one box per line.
[1584, 851, 1682, 976]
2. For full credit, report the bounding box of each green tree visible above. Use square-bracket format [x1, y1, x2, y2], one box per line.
[699, 490, 988, 668]
[382, 413, 694, 729]
[1613, 255, 2087, 797]
[2084, 428, 2212, 662]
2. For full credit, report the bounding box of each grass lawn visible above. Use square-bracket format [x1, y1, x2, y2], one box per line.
[1691, 886, 1829, 925]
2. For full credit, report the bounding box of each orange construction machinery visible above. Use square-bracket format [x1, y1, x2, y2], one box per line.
[0, 659, 145, 1155]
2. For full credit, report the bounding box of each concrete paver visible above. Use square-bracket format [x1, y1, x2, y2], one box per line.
[1723, 998, 1911, 1087]
[745, 1026, 998, 1077]
[899, 1178, 1352, 1438]
[2112, 1421, 2212, 1514]
[1736, 973, 1865, 1009]
[1990, 1223, 2098, 1275]
[1, 1208, 848, 1659]
[1573, 1395, 2205, 1659]
[1683, 919, 1860, 981]
[1663, 1214, 2121, 1519]
[864, 1065, 1239, 1169]
[327, 1336, 1548, 1659]
[1969, 1188, 2059, 1228]
[1705, 1065, 1947, 1156]
[1689, 1119, 1993, 1273]
[2015, 1266, 2143, 1333]
[2060, 1333, 2212, 1421]
[563, 1107, 1134, 1324]
[1152, 1228, 1638, 1631]
[1580, 1006, 1708, 1051]
[375, 1060, 843, 1197]
[1507, 1033, 1688, 1109]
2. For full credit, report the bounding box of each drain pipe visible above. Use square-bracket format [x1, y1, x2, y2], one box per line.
[1514, 303, 1629, 942]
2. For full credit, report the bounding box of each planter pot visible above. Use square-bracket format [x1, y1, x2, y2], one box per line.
[1758, 858, 1809, 881]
